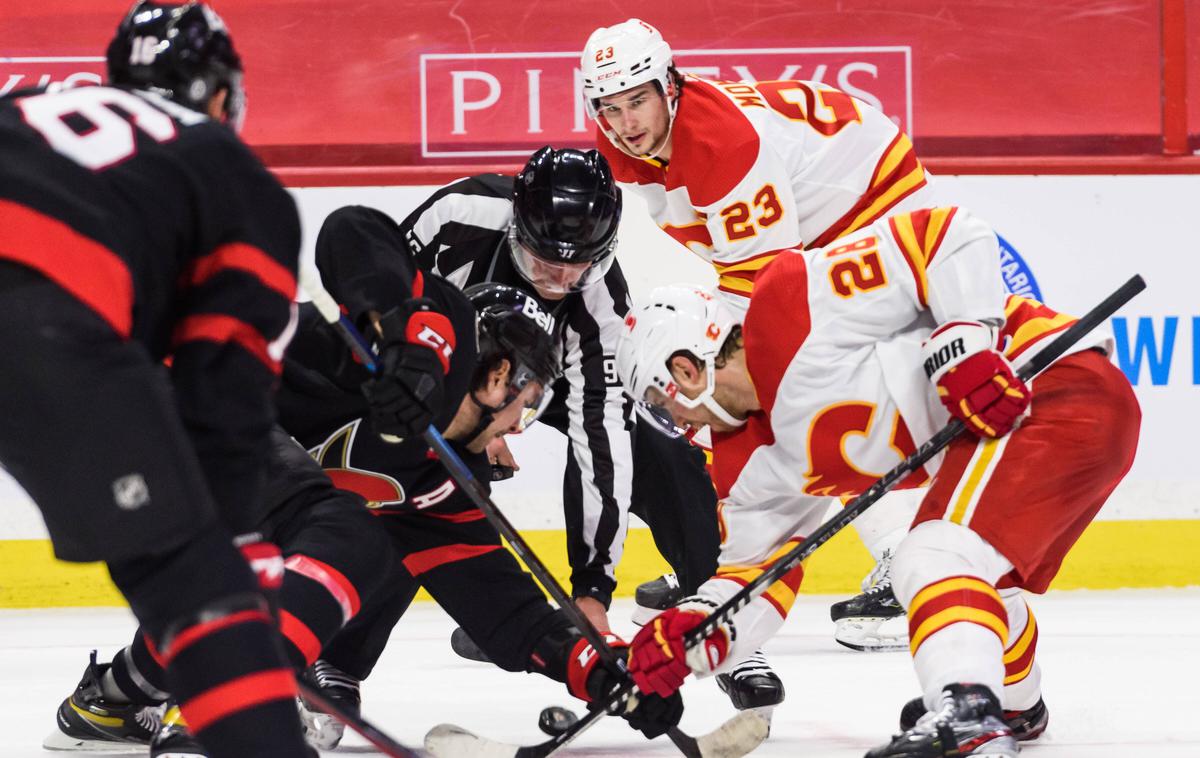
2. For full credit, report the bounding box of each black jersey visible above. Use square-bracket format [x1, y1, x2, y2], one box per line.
[0, 84, 300, 526]
[277, 245, 486, 518]
[331, 178, 636, 600]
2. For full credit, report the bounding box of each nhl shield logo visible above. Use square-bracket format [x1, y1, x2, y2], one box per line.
[112, 473, 150, 511]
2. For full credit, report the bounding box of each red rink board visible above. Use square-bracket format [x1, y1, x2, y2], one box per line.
[0, 0, 1191, 167]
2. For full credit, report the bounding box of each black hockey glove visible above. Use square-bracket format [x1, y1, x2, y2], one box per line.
[587, 666, 684, 739]
[361, 299, 455, 441]
[575, 636, 684, 740]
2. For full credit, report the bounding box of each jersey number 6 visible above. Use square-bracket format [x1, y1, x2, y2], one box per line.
[19, 87, 178, 171]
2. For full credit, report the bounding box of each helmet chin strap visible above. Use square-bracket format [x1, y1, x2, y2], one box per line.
[701, 394, 746, 428]
[465, 393, 500, 443]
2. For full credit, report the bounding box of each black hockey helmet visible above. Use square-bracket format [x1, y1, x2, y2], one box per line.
[466, 282, 562, 431]
[508, 146, 622, 295]
[106, 1, 245, 130]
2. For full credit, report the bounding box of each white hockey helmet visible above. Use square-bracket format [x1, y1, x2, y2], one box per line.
[615, 285, 745, 430]
[580, 19, 679, 157]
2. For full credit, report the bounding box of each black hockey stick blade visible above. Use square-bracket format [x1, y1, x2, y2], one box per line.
[298, 680, 423, 758]
[425, 702, 768, 758]
[680, 273, 1146, 649]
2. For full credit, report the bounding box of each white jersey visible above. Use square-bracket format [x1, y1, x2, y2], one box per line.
[599, 76, 939, 312]
[695, 207, 1109, 670]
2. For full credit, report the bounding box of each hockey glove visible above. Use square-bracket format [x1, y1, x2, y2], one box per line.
[361, 299, 455, 441]
[629, 601, 731, 699]
[567, 633, 683, 740]
[922, 320, 1031, 438]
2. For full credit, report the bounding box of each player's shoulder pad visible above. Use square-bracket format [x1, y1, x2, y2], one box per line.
[670, 78, 760, 207]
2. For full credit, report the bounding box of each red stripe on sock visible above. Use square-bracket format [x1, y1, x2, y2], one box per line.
[284, 554, 362, 623]
[180, 669, 297, 733]
[163, 609, 272, 664]
[279, 610, 323, 667]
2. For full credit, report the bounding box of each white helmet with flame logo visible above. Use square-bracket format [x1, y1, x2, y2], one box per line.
[615, 285, 744, 430]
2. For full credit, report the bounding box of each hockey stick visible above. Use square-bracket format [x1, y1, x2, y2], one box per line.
[674, 275, 1147, 656]
[300, 269, 768, 758]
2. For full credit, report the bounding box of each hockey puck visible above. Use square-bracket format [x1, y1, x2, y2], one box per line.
[537, 705, 579, 736]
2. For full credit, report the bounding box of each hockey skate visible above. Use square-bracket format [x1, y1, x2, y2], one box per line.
[715, 650, 785, 729]
[830, 550, 908, 652]
[900, 694, 1049, 742]
[149, 703, 205, 757]
[866, 684, 1019, 758]
[151, 702, 320, 757]
[298, 658, 362, 750]
[43, 650, 162, 751]
[631, 572, 683, 626]
[449, 626, 492, 664]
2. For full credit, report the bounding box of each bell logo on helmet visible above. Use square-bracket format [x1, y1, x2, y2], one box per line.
[520, 296, 557, 335]
[706, 323, 722, 340]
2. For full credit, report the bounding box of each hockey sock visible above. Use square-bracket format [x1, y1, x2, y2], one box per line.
[277, 553, 363, 669]
[160, 592, 306, 757]
[108, 630, 170, 706]
[1000, 590, 1042, 710]
[907, 575, 1007, 709]
[107, 525, 308, 757]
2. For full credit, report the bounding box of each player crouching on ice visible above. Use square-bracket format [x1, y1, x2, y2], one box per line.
[615, 206, 1140, 757]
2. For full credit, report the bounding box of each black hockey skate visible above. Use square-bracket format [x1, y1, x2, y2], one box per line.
[43, 650, 162, 751]
[900, 694, 1049, 742]
[866, 684, 1018, 758]
[632, 572, 683, 626]
[830, 552, 908, 652]
[149, 703, 205, 757]
[449, 626, 492, 664]
[298, 658, 362, 750]
[151, 702, 320, 757]
[715, 650, 785, 729]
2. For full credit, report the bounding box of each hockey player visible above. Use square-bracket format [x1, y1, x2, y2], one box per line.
[279, 270, 684, 743]
[581, 17, 942, 656]
[616, 207, 1140, 756]
[48, 278, 683, 755]
[306, 146, 722, 655]
[46, 429, 395, 755]
[0, 2, 313, 757]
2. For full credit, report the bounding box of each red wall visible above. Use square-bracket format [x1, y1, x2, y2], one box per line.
[1, 0, 1192, 170]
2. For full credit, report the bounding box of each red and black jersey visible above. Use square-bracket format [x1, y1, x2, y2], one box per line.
[0, 84, 300, 530]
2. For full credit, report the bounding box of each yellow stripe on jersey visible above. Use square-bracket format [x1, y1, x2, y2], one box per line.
[715, 539, 806, 617]
[712, 252, 780, 275]
[842, 133, 927, 237]
[888, 207, 957, 306]
[1007, 313, 1076, 358]
[714, 252, 782, 298]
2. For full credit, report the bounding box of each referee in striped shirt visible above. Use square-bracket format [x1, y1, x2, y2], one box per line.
[311, 147, 719, 637]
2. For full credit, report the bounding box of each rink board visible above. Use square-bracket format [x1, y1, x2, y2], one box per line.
[2, 174, 1198, 607]
[3, 519, 1199, 608]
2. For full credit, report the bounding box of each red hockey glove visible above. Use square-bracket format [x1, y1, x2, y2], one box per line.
[361, 298, 456, 442]
[565, 633, 684, 739]
[922, 320, 1031, 438]
[628, 602, 731, 699]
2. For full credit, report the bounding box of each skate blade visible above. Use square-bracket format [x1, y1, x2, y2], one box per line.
[43, 729, 146, 752]
[834, 616, 909, 652]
